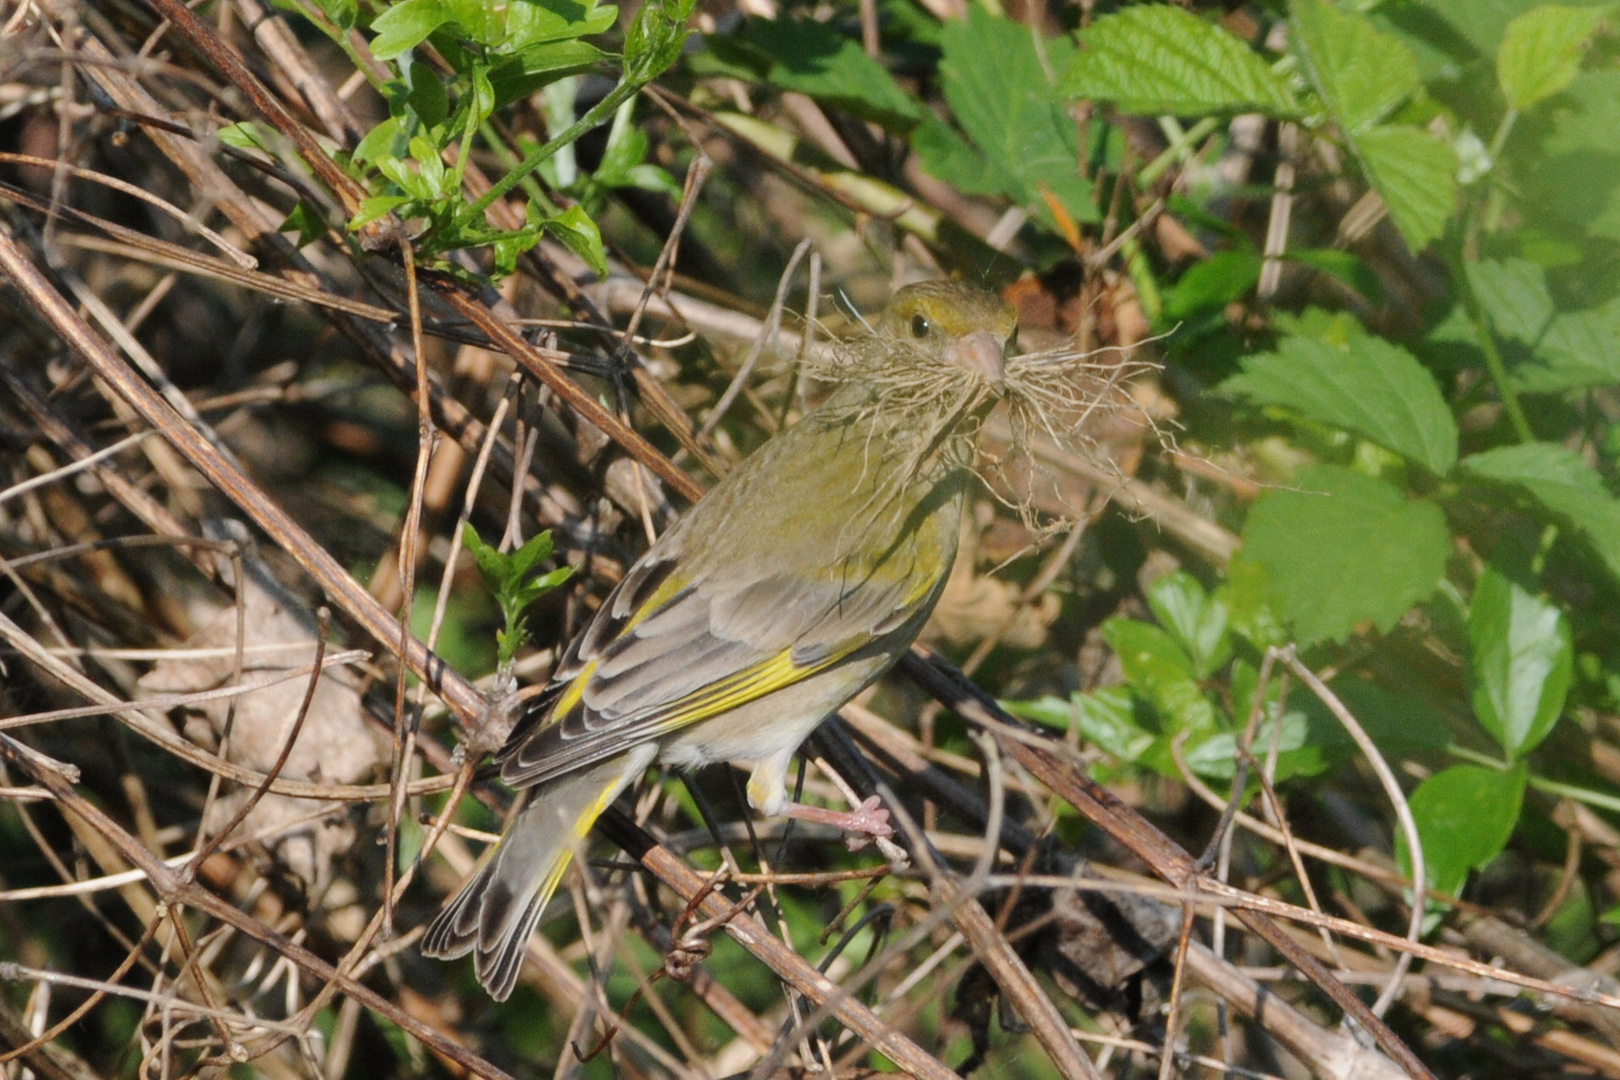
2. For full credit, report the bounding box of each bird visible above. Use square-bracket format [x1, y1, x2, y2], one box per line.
[423, 279, 1020, 1000]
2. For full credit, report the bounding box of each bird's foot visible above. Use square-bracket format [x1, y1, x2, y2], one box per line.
[784, 795, 893, 851]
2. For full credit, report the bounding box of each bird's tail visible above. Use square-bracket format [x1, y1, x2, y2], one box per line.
[422, 747, 653, 1000]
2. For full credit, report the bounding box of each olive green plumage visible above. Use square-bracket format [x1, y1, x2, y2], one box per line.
[423, 280, 1019, 999]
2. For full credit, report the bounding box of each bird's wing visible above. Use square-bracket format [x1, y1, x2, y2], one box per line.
[495, 538, 940, 789]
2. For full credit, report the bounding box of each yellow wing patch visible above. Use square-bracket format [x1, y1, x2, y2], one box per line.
[545, 568, 693, 727]
[650, 646, 849, 732]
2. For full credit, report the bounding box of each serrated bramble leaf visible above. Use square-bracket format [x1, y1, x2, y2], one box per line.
[1466, 257, 1554, 342]
[715, 18, 925, 130]
[1526, 301, 1620, 390]
[1469, 566, 1572, 761]
[936, 8, 1096, 224]
[1222, 333, 1458, 474]
[1523, 71, 1620, 241]
[910, 116, 1023, 198]
[1063, 5, 1299, 118]
[1103, 617, 1196, 686]
[1354, 124, 1458, 252]
[1292, 0, 1420, 136]
[1498, 4, 1609, 111]
[1459, 442, 1620, 582]
[1241, 465, 1448, 645]
[1398, 763, 1525, 898]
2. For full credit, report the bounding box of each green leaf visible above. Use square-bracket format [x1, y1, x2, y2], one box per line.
[1522, 72, 1620, 241]
[1302, 678, 1453, 752]
[278, 200, 327, 247]
[370, 0, 450, 60]
[1464, 258, 1620, 391]
[507, 529, 556, 580]
[505, 0, 618, 50]
[1398, 763, 1526, 898]
[1164, 249, 1261, 320]
[1459, 442, 1620, 582]
[1005, 688, 1155, 762]
[1063, 5, 1299, 117]
[217, 121, 270, 151]
[545, 204, 607, 278]
[462, 522, 507, 592]
[1241, 465, 1449, 646]
[350, 194, 411, 229]
[406, 61, 449, 130]
[1101, 618, 1218, 735]
[1527, 301, 1620, 391]
[1182, 712, 1309, 780]
[1469, 566, 1573, 760]
[1145, 572, 1231, 679]
[1292, 0, 1420, 136]
[706, 18, 925, 130]
[910, 116, 1023, 198]
[1286, 248, 1384, 304]
[1498, 4, 1609, 111]
[934, 8, 1096, 225]
[1420, 0, 1559, 56]
[1222, 333, 1459, 475]
[1103, 618, 1196, 687]
[309, 0, 358, 29]
[626, 0, 695, 76]
[1465, 257, 1554, 342]
[1353, 124, 1458, 252]
[353, 117, 406, 166]
[490, 40, 609, 106]
[1218, 557, 1289, 650]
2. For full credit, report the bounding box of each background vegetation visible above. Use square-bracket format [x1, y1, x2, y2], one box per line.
[2, 0, 1620, 1076]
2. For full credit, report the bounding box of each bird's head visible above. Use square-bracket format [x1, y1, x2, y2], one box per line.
[875, 280, 1019, 395]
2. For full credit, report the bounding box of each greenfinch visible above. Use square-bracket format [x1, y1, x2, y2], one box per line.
[424, 280, 1019, 999]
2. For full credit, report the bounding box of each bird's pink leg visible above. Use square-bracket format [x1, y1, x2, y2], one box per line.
[783, 795, 893, 850]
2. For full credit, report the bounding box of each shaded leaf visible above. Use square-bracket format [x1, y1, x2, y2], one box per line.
[1459, 442, 1620, 582]
[703, 18, 925, 129]
[1293, 0, 1420, 136]
[1241, 465, 1449, 645]
[1466, 257, 1554, 342]
[1165, 250, 1261, 320]
[932, 8, 1096, 224]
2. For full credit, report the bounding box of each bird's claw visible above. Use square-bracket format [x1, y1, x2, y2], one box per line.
[784, 794, 894, 850]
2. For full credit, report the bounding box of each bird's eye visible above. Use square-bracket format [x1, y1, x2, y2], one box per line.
[910, 313, 931, 338]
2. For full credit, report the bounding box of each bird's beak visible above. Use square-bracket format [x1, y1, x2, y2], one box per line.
[946, 329, 1007, 393]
